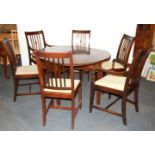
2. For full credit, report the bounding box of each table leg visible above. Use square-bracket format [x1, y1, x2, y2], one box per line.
[95, 63, 102, 105]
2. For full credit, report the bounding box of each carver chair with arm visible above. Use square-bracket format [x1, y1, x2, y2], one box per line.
[25, 30, 53, 65]
[89, 48, 151, 125]
[34, 50, 82, 129]
[102, 34, 135, 72]
[1, 38, 39, 101]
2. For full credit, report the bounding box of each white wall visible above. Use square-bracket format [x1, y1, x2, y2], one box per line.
[18, 23, 136, 65]
[15, 0, 137, 65]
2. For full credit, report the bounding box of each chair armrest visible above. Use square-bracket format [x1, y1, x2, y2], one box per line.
[102, 69, 129, 76]
[45, 43, 53, 47]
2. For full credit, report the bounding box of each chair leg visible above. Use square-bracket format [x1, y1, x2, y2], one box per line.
[79, 71, 83, 81]
[71, 99, 75, 129]
[13, 79, 19, 102]
[87, 71, 90, 81]
[78, 85, 82, 109]
[134, 87, 139, 112]
[42, 96, 46, 126]
[122, 96, 127, 125]
[89, 83, 95, 113]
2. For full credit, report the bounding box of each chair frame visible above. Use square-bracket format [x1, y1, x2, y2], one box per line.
[90, 49, 151, 125]
[1, 38, 40, 101]
[105, 34, 135, 72]
[35, 50, 82, 129]
[71, 30, 91, 80]
[25, 30, 53, 65]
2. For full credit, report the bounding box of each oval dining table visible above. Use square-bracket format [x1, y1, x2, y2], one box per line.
[44, 45, 111, 105]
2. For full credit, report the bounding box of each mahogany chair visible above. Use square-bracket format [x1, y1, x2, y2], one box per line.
[25, 30, 53, 65]
[72, 30, 91, 80]
[89, 48, 151, 125]
[102, 34, 135, 72]
[34, 50, 82, 129]
[1, 38, 39, 101]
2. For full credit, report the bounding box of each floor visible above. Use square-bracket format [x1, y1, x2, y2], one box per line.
[0, 65, 155, 131]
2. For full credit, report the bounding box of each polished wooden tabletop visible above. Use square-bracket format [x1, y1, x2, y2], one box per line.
[45, 46, 111, 67]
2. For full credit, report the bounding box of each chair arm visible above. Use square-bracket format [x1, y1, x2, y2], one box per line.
[45, 43, 53, 47]
[102, 69, 129, 76]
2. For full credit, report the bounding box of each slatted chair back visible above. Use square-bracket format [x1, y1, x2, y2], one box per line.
[72, 30, 91, 54]
[116, 34, 135, 64]
[25, 30, 50, 65]
[2, 38, 17, 77]
[35, 50, 74, 95]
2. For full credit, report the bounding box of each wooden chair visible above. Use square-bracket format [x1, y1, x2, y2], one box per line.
[102, 34, 135, 72]
[25, 30, 53, 65]
[72, 30, 91, 80]
[1, 38, 39, 101]
[89, 48, 151, 125]
[34, 50, 82, 129]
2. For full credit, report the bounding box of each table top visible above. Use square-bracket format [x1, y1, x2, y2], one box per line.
[45, 46, 111, 67]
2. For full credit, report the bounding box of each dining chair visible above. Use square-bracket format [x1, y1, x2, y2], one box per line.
[1, 38, 39, 101]
[102, 34, 135, 72]
[72, 30, 91, 80]
[25, 30, 53, 65]
[34, 50, 82, 129]
[89, 48, 151, 125]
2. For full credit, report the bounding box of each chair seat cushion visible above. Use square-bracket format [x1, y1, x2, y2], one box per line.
[44, 79, 80, 94]
[16, 65, 38, 75]
[102, 61, 124, 70]
[95, 75, 126, 91]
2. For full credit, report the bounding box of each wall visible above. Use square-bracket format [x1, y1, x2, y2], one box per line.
[15, 0, 137, 65]
[18, 23, 136, 65]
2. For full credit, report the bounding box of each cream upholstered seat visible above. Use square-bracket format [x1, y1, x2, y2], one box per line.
[44, 79, 80, 93]
[16, 65, 38, 76]
[95, 75, 126, 91]
[101, 61, 124, 70]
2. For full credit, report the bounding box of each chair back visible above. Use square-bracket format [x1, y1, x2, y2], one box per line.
[11, 30, 20, 55]
[35, 50, 75, 94]
[1, 38, 17, 77]
[125, 49, 151, 92]
[116, 34, 135, 64]
[25, 30, 47, 64]
[72, 30, 91, 54]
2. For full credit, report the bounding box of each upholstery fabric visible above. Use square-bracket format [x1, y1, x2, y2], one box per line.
[16, 65, 38, 75]
[95, 75, 126, 91]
